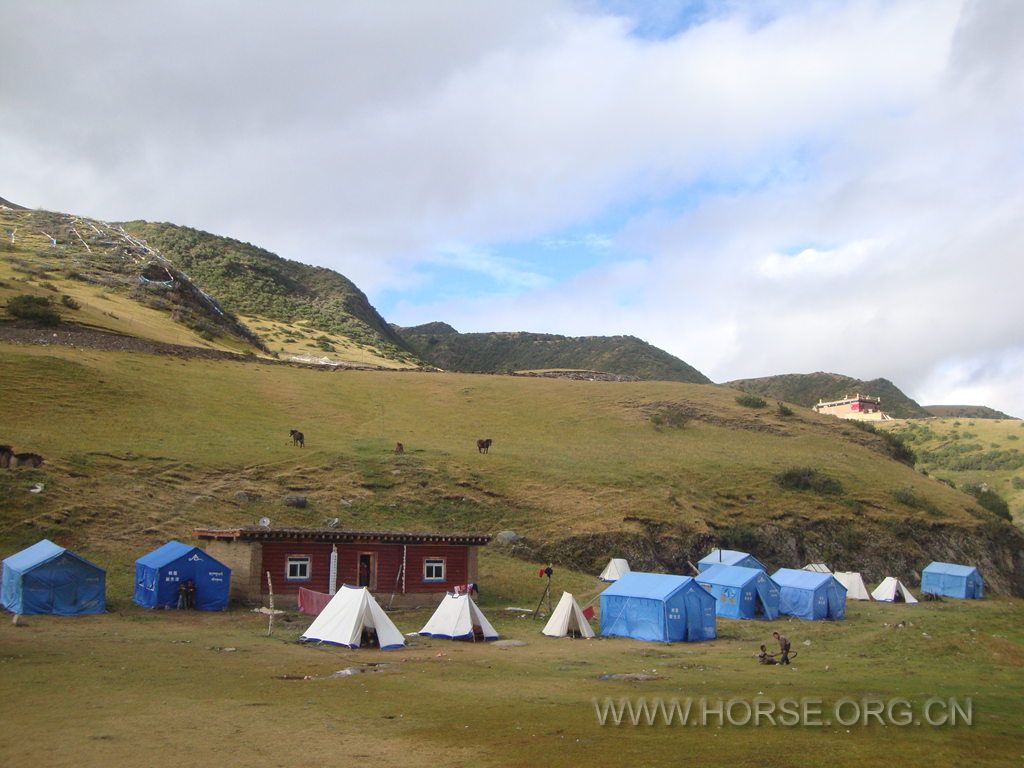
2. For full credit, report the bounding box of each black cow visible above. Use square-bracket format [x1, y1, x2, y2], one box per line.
[289, 429, 305, 448]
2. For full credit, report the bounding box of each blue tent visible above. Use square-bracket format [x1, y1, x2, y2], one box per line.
[921, 562, 984, 599]
[133, 541, 231, 611]
[772, 568, 846, 620]
[697, 549, 766, 573]
[600, 572, 717, 643]
[1, 539, 106, 615]
[697, 564, 781, 620]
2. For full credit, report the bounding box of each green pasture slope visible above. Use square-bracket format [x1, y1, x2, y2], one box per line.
[0, 342, 1022, 766]
[884, 417, 1024, 525]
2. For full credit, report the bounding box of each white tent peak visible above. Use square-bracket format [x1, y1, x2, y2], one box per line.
[599, 558, 630, 582]
[872, 577, 918, 603]
[802, 563, 831, 573]
[419, 593, 499, 640]
[542, 591, 595, 638]
[834, 571, 871, 600]
[300, 585, 405, 649]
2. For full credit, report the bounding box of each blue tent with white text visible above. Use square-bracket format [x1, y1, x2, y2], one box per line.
[921, 562, 983, 599]
[772, 568, 846, 620]
[697, 564, 781, 620]
[133, 541, 231, 610]
[697, 549, 766, 573]
[1, 539, 106, 615]
[600, 572, 717, 642]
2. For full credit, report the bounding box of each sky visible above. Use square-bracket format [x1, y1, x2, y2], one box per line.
[2, 0, 1022, 416]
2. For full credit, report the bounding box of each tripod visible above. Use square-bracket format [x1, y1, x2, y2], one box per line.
[533, 574, 553, 619]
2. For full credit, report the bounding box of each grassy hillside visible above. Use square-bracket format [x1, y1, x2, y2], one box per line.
[396, 323, 711, 383]
[1, 207, 263, 353]
[122, 221, 418, 365]
[1, 342, 1020, 594]
[924, 405, 1018, 420]
[729, 372, 930, 419]
[883, 417, 1024, 525]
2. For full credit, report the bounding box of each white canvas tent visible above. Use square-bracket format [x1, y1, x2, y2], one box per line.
[300, 585, 406, 649]
[542, 591, 595, 638]
[802, 563, 832, 574]
[872, 577, 918, 603]
[834, 571, 872, 600]
[419, 593, 499, 640]
[599, 558, 630, 582]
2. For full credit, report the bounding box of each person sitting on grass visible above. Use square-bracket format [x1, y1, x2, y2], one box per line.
[757, 644, 777, 665]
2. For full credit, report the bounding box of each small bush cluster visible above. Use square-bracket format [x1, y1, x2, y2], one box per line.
[6, 294, 61, 326]
[892, 486, 941, 515]
[776, 402, 794, 417]
[962, 484, 1012, 521]
[60, 294, 81, 310]
[735, 394, 767, 409]
[650, 405, 691, 430]
[847, 420, 916, 466]
[775, 467, 843, 495]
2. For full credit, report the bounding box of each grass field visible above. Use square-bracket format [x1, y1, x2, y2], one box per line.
[0, 575, 1021, 768]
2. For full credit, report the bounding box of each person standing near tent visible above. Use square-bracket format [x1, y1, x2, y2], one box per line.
[185, 579, 196, 610]
[177, 580, 188, 610]
[773, 631, 792, 664]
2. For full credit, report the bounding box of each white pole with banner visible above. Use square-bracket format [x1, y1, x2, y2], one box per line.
[329, 544, 338, 595]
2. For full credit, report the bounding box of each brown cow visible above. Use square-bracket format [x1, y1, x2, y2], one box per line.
[12, 452, 44, 469]
[0, 445, 13, 469]
[394, 442, 404, 454]
[289, 429, 305, 448]
[476, 438, 493, 454]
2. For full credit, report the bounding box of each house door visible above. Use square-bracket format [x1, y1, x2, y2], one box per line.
[358, 553, 376, 589]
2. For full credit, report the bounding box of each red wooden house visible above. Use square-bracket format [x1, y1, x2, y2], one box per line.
[195, 526, 490, 607]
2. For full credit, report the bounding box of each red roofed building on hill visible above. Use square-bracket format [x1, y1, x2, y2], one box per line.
[196, 526, 490, 608]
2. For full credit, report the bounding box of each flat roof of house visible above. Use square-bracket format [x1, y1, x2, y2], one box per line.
[195, 526, 492, 546]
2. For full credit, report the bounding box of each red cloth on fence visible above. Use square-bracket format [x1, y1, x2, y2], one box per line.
[298, 587, 333, 616]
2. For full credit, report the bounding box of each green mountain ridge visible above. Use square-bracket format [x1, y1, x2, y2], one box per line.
[728, 371, 931, 419]
[395, 323, 711, 383]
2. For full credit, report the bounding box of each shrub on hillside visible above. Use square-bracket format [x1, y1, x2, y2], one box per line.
[892, 486, 941, 515]
[776, 401, 794, 417]
[6, 294, 60, 326]
[1012, 476, 1024, 490]
[650, 404, 690, 430]
[775, 467, 843, 495]
[962, 483, 1012, 521]
[847, 420, 916, 466]
[735, 394, 767, 409]
[60, 294, 80, 310]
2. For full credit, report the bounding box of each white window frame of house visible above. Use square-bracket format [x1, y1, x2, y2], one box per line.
[286, 555, 312, 582]
[423, 558, 446, 582]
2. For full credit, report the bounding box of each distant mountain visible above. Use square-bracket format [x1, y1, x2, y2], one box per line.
[394, 323, 711, 383]
[728, 372, 931, 419]
[924, 405, 1018, 420]
[122, 221, 416, 363]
